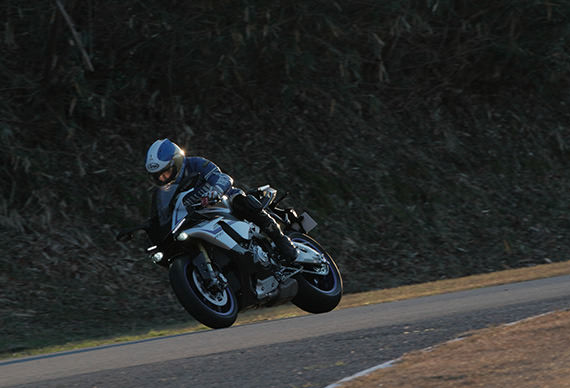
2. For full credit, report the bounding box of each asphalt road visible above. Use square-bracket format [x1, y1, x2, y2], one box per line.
[3, 275, 570, 388]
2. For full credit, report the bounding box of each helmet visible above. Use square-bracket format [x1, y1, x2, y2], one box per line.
[145, 139, 185, 187]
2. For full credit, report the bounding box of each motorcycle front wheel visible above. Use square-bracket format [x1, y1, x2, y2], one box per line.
[289, 232, 343, 313]
[169, 255, 238, 329]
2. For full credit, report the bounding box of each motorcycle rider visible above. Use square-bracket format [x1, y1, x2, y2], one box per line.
[144, 138, 298, 263]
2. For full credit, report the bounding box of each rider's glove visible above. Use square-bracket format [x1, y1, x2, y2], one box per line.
[206, 185, 224, 200]
[203, 185, 224, 204]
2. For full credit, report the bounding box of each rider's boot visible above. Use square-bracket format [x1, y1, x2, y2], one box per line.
[231, 192, 298, 264]
[256, 211, 298, 264]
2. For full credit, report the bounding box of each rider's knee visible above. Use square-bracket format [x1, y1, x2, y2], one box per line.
[232, 192, 263, 219]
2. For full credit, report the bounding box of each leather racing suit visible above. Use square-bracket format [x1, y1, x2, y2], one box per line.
[148, 157, 297, 262]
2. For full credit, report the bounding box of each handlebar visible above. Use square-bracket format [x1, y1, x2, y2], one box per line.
[185, 195, 226, 212]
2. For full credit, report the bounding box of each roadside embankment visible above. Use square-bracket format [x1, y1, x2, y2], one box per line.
[334, 309, 570, 388]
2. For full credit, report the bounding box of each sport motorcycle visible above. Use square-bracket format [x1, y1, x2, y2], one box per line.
[117, 179, 343, 329]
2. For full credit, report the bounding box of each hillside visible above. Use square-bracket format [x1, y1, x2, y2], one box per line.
[1, 0, 569, 353]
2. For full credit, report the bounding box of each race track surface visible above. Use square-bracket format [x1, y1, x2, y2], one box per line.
[3, 275, 570, 388]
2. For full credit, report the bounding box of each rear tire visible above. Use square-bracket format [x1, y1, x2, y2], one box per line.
[289, 232, 343, 313]
[169, 255, 238, 329]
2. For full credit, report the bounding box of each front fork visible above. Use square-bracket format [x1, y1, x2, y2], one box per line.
[193, 243, 228, 291]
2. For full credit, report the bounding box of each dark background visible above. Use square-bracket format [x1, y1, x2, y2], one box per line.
[1, 0, 569, 355]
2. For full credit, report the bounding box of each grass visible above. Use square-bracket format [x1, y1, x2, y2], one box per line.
[3, 260, 570, 361]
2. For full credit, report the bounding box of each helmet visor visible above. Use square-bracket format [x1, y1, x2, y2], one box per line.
[149, 165, 175, 187]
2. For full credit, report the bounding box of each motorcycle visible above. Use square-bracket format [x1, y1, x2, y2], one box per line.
[117, 180, 343, 329]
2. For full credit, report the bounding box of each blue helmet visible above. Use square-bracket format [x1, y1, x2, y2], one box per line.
[145, 139, 185, 187]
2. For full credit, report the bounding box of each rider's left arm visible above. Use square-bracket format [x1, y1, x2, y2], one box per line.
[194, 157, 234, 195]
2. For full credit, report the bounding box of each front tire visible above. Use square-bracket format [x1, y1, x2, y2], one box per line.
[289, 232, 343, 313]
[169, 256, 238, 329]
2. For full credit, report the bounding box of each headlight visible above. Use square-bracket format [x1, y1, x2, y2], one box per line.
[151, 252, 164, 264]
[176, 232, 189, 241]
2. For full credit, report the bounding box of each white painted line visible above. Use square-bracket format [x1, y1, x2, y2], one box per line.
[323, 358, 400, 388]
[503, 311, 553, 326]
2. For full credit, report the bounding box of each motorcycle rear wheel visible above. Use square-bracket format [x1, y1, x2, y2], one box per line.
[289, 232, 343, 313]
[169, 255, 238, 329]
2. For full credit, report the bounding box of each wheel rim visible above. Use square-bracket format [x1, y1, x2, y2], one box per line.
[292, 237, 340, 294]
[184, 263, 236, 316]
[192, 270, 228, 306]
